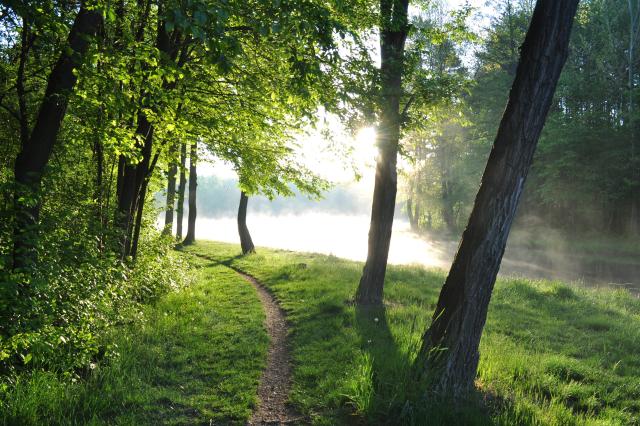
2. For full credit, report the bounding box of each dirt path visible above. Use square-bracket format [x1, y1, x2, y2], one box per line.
[231, 269, 303, 425]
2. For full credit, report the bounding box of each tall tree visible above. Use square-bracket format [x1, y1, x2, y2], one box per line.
[176, 142, 187, 240]
[12, 3, 102, 269]
[163, 144, 178, 235]
[182, 140, 197, 245]
[356, 0, 410, 305]
[237, 191, 255, 254]
[414, 0, 579, 397]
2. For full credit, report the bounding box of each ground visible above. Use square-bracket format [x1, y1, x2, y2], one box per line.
[2, 241, 640, 425]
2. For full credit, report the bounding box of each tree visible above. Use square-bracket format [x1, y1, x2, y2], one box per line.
[413, 0, 579, 398]
[12, 3, 102, 269]
[176, 142, 187, 240]
[182, 140, 197, 245]
[356, 0, 469, 304]
[356, 0, 410, 305]
[237, 191, 255, 254]
[163, 144, 178, 235]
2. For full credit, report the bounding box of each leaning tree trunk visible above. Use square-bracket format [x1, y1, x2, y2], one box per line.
[163, 145, 178, 235]
[176, 142, 187, 240]
[12, 5, 102, 269]
[414, 0, 579, 398]
[237, 191, 255, 254]
[182, 140, 197, 245]
[356, 0, 409, 305]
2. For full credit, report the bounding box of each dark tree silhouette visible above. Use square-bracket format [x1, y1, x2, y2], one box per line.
[356, 0, 409, 305]
[237, 191, 255, 254]
[163, 146, 178, 235]
[414, 0, 579, 398]
[13, 4, 102, 269]
[176, 142, 187, 240]
[182, 140, 197, 245]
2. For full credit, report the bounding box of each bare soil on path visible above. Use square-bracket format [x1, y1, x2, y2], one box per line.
[232, 269, 303, 425]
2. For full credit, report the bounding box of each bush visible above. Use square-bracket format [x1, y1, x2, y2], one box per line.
[0, 232, 188, 379]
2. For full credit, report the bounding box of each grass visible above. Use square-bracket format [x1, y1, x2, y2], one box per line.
[3, 240, 639, 425]
[184, 241, 640, 426]
[0, 255, 268, 425]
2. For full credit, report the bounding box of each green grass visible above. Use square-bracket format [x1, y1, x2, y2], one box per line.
[0, 255, 268, 425]
[184, 241, 640, 426]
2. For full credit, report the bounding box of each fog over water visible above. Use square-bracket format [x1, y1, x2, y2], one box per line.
[187, 211, 639, 293]
[194, 213, 453, 269]
[176, 127, 639, 294]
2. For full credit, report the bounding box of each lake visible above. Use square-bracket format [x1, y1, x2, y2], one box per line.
[186, 212, 639, 293]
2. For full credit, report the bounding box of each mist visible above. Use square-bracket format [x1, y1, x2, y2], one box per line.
[168, 174, 640, 294]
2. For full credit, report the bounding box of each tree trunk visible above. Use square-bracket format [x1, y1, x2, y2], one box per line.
[93, 120, 105, 250]
[115, 15, 178, 257]
[407, 198, 418, 230]
[163, 148, 178, 235]
[12, 4, 102, 269]
[115, 112, 153, 258]
[414, 0, 578, 398]
[176, 142, 187, 240]
[182, 141, 197, 245]
[628, 0, 639, 235]
[356, 0, 409, 305]
[237, 191, 255, 254]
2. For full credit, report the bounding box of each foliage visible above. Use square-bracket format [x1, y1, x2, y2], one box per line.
[0, 0, 366, 379]
[403, 0, 640, 235]
[0, 234, 188, 378]
[0, 255, 267, 424]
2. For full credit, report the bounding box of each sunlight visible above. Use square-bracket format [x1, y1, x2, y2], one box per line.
[354, 126, 378, 168]
[186, 213, 454, 270]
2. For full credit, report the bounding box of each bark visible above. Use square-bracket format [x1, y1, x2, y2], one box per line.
[163, 146, 178, 235]
[176, 142, 187, 240]
[356, 0, 409, 305]
[12, 4, 102, 269]
[629, 0, 640, 235]
[182, 140, 197, 245]
[237, 191, 255, 254]
[414, 0, 579, 398]
[115, 113, 152, 257]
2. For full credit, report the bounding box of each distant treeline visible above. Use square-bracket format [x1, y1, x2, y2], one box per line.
[164, 175, 373, 217]
[403, 1, 640, 237]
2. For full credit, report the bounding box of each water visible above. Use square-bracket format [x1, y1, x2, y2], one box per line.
[189, 213, 640, 293]
[193, 213, 452, 269]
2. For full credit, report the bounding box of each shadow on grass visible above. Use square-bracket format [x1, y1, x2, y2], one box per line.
[353, 303, 533, 426]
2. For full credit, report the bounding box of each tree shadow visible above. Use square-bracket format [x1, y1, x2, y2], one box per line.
[353, 302, 526, 425]
[353, 304, 414, 422]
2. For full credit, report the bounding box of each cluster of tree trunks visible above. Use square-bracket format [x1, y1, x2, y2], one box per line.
[176, 142, 187, 240]
[163, 145, 178, 236]
[414, 0, 579, 397]
[12, 4, 103, 270]
[115, 8, 191, 257]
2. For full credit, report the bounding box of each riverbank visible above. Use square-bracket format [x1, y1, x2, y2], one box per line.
[178, 214, 640, 292]
[2, 241, 639, 424]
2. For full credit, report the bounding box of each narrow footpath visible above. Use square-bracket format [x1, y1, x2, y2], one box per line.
[187, 251, 302, 424]
[233, 269, 302, 425]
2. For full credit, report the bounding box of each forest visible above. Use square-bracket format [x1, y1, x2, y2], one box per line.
[0, 0, 639, 424]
